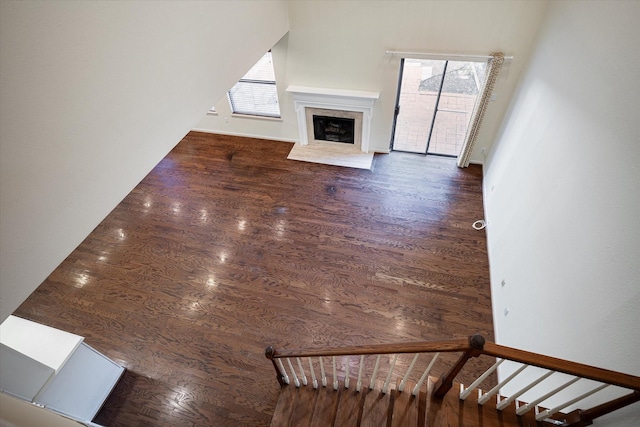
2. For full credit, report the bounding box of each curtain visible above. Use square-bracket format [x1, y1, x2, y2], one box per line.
[457, 52, 505, 168]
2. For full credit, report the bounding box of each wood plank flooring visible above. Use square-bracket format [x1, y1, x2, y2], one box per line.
[14, 132, 494, 426]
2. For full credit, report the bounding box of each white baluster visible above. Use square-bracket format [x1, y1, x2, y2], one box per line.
[516, 377, 581, 416]
[307, 357, 318, 389]
[286, 358, 300, 387]
[369, 355, 381, 389]
[398, 354, 419, 392]
[344, 356, 350, 389]
[276, 358, 290, 385]
[332, 356, 339, 390]
[296, 357, 308, 386]
[460, 359, 504, 400]
[319, 357, 327, 387]
[412, 352, 439, 396]
[382, 354, 398, 394]
[496, 370, 554, 410]
[357, 355, 365, 392]
[536, 384, 609, 421]
[478, 364, 528, 405]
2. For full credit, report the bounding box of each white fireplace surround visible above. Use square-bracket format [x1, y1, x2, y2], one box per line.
[286, 85, 380, 153]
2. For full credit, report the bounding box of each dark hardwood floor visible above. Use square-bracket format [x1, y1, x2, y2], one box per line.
[15, 132, 494, 426]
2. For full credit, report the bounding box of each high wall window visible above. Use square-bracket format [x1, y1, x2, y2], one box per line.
[227, 52, 281, 118]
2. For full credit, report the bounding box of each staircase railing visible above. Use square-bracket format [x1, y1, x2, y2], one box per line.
[265, 335, 640, 426]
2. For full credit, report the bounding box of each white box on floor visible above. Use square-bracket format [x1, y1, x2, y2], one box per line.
[0, 315, 124, 423]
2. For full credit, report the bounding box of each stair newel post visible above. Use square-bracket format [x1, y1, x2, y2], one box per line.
[265, 346, 286, 387]
[433, 334, 485, 399]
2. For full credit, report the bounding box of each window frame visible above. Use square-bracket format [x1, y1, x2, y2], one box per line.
[227, 52, 281, 118]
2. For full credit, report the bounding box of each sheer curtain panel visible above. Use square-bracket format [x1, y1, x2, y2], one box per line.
[457, 52, 505, 168]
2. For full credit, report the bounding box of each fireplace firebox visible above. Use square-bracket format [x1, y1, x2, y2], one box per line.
[312, 115, 355, 144]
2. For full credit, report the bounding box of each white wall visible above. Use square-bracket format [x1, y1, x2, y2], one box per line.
[0, 1, 289, 322]
[195, 0, 548, 158]
[484, 1, 639, 424]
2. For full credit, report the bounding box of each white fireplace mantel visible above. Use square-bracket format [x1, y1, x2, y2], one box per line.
[286, 85, 380, 153]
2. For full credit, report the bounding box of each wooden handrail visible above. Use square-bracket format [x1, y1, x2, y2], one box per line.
[483, 342, 640, 391]
[266, 334, 640, 395]
[575, 390, 640, 424]
[268, 338, 470, 359]
[266, 334, 640, 424]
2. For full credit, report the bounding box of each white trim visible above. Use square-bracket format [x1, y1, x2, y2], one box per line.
[386, 51, 514, 61]
[229, 113, 283, 122]
[286, 85, 380, 153]
[287, 85, 380, 100]
[190, 128, 297, 144]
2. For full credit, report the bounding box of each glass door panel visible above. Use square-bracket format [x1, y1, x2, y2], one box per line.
[427, 61, 485, 156]
[427, 111, 467, 156]
[392, 59, 445, 153]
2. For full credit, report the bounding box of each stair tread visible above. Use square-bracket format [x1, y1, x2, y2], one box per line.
[334, 385, 364, 426]
[272, 375, 565, 427]
[426, 377, 542, 427]
[309, 385, 340, 427]
[360, 384, 393, 427]
[288, 383, 318, 426]
[270, 383, 297, 426]
[391, 381, 420, 427]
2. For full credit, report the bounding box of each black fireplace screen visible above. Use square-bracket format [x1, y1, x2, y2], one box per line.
[312, 115, 355, 144]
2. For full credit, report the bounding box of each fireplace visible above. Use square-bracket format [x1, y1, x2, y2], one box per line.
[313, 115, 355, 144]
[287, 85, 380, 153]
[305, 107, 362, 147]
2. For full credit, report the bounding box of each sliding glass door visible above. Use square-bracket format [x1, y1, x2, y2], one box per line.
[391, 58, 486, 156]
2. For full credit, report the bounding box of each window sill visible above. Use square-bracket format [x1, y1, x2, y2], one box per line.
[230, 113, 282, 122]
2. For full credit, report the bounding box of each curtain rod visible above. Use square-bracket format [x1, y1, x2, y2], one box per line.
[385, 51, 514, 61]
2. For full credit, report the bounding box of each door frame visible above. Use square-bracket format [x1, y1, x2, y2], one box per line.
[390, 58, 470, 158]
